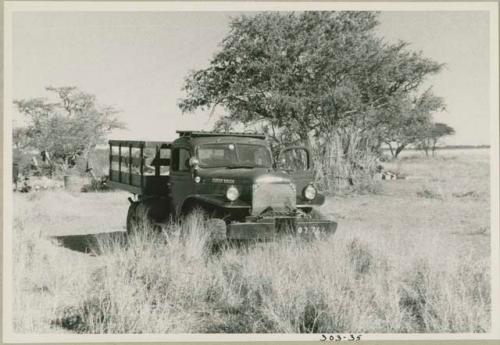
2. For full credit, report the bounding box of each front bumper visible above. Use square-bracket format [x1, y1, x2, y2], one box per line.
[226, 218, 337, 240]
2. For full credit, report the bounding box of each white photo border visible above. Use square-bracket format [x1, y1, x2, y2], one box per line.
[3, 1, 499, 343]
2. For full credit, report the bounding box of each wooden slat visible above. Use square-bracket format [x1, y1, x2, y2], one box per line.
[131, 174, 142, 187]
[109, 140, 145, 148]
[109, 140, 171, 148]
[110, 170, 120, 182]
[107, 181, 142, 195]
[108, 143, 112, 180]
[121, 172, 130, 184]
[118, 144, 122, 182]
[129, 145, 132, 185]
[140, 146, 144, 189]
[111, 156, 143, 165]
[110, 170, 142, 181]
[151, 158, 171, 166]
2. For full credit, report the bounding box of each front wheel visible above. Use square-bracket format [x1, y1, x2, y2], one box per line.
[182, 202, 228, 244]
[206, 218, 227, 243]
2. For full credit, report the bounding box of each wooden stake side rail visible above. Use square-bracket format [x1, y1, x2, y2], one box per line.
[109, 140, 171, 149]
[108, 140, 171, 194]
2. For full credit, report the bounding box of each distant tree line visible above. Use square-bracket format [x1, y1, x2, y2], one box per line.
[179, 11, 455, 191]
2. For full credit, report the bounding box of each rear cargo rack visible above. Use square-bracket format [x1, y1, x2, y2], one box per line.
[108, 140, 171, 195]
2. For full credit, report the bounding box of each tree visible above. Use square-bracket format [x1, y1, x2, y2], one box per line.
[14, 86, 125, 173]
[381, 89, 445, 158]
[178, 12, 444, 189]
[417, 122, 455, 156]
[13, 127, 30, 150]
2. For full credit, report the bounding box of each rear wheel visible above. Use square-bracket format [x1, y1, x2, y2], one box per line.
[126, 202, 140, 235]
[127, 198, 171, 235]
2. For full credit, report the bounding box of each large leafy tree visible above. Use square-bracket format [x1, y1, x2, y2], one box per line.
[179, 12, 443, 145]
[179, 12, 445, 189]
[14, 86, 125, 172]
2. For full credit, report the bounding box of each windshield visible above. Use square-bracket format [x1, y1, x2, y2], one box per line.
[198, 143, 273, 168]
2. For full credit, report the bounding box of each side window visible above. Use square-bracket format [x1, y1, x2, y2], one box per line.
[172, 148, 191, 172]
[159, 148, 171, 175]
[279, 148, 310, 171]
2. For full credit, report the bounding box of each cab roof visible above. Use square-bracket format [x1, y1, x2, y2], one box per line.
[176, 130, 266, 140]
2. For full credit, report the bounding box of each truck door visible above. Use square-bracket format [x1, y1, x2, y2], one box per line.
[277, 147, 314, 194]
[170, 146, 193, 217]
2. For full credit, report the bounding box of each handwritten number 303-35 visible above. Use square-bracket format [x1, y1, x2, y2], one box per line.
[320, 334, 362, 341]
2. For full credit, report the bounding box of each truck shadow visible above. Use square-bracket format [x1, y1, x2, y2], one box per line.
[52, 231, 127, 255]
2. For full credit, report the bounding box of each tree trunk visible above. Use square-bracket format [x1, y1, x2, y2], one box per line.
[431, 139, 438, 156]
[386, 142, 395, 158]
[394, 144, 406, 158]
[299, 131, 312, 152]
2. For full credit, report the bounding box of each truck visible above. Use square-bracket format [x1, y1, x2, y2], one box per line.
[108, 131, 337, 241]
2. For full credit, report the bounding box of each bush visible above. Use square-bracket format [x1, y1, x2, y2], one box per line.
[416, 188, 444, 200]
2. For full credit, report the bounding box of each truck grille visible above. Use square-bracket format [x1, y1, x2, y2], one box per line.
[252, 183, 296, 216]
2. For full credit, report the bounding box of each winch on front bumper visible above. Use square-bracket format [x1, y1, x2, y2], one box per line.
[225, 212, 338, 241]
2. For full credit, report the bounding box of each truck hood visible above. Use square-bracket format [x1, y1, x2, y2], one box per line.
[198, 167, 292, 185]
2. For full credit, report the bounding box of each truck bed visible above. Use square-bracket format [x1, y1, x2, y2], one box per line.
[108, 140, 171, 196]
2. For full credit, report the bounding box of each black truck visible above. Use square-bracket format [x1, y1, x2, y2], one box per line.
[108, 131, 337, 240]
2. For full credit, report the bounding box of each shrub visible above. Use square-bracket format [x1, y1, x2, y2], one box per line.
[416, 188, 444, 200]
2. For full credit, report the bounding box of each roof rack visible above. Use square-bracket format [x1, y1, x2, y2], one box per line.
[109, 140, 171, 149]
[176, 130, 266, 139]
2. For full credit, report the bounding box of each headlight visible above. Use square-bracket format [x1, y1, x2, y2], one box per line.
[226, 185, 240, 201]
[303, 184, 317, 200]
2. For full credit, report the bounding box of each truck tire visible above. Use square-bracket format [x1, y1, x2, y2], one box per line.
[126, 202, 140, 235]
[207, 218, 227, 243]
[182, 201, 228, 244]
[129, 198, 171, 235]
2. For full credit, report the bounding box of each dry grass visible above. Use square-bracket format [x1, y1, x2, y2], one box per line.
[10, 150, 492, 334]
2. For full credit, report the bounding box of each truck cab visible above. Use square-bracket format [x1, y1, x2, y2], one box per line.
[108, 131, 337, 241]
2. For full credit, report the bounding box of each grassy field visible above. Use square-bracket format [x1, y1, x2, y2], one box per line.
[10, 149, 491, 333]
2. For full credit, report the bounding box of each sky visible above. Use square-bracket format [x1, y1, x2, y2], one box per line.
[11, 10, 491, 145]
